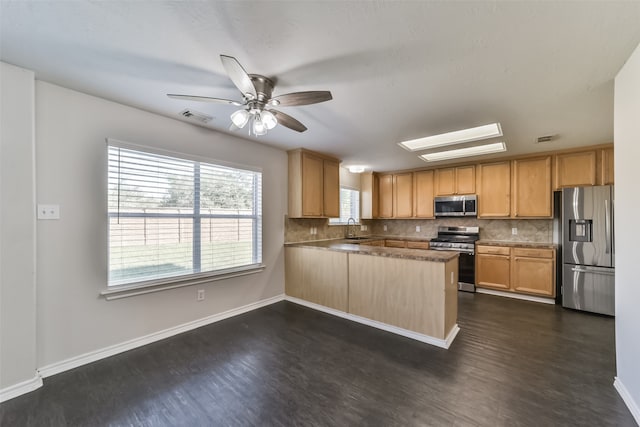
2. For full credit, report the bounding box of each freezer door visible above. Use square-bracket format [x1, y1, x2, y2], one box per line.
[562, 264, 615, 316]
[563, 186, 613, 267]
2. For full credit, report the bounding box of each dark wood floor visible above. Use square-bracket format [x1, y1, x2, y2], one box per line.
[1, 293, 636, 426]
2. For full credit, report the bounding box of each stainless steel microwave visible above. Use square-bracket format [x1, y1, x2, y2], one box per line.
[434, 195, 477, 217]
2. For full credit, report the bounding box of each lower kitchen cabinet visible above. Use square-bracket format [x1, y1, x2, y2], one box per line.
[476, 244, 555, 298]
[511, 248, 555, 297]
[476, 249, 510, 290]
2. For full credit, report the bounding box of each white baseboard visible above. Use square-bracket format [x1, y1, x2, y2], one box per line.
[614, 377, 640, 425]
[0, 374, 43, 403]
[476, 288, 556, 305]
[284, 296, 457, 349]
[38, 294, 285, 379]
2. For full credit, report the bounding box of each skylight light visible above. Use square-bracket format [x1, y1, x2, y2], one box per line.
[419, 142, 506, 162]
[399, 123, 503, 151]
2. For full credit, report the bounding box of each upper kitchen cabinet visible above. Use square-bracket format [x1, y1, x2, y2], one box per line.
[360, 172, 379, 220]
[378, 173, 394, 218]
[288, 149, 340, 218]
[512, 156, 552, 218]
[434, 165, 475, 196]
[477, 161, 511, 218]
[554, 150, 597, 189]
[393, 172, 414, 218]
[599, 147, 614, 185]
[414, 170, 435, 218]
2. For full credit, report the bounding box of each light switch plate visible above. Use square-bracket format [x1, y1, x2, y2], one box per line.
[37, 204, 60, 220]
[383, 225, 388, 231]
[416, 226, 421, 232]
[512, 227, 518, 235]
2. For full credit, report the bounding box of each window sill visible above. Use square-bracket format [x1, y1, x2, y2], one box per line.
[100, 264, 266, 300]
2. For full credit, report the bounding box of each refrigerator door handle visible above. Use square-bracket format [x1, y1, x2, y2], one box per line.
[570, 266, 615, 276]
[605, 199, 611, 255]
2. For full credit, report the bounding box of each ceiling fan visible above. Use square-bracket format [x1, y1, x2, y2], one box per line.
[168, 55, 333, 136]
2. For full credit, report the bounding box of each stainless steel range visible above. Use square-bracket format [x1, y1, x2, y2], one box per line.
[429, 226, 480, 292]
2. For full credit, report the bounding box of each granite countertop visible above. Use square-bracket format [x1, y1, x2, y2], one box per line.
[285, 239, 457, 263]
[476, 240, 557, 249]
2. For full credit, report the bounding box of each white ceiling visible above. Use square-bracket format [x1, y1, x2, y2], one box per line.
[2, 1, 639, 171]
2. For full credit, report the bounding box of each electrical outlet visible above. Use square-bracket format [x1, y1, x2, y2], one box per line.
[310, 227, 314, 235]
[512, 227, 518, 235]
[197, 289, 205, 301]
[37, 204, 60, 220]
[451, 272, 454, 284]
[416, 226, 421, 232]
[383, 225, 388, 232]
[361, 225, 368, 231]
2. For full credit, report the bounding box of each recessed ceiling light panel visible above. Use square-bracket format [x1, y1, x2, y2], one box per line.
[347, 165, 367, 173]
[419, 142, 506, 162]
[399, 123, 503, 151]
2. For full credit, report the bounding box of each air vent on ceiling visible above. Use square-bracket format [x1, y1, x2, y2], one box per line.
[536, 135, 557, 144]
[180, 109, 213, 123]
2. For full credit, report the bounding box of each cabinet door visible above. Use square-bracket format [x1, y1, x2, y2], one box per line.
[414, 170, 434, 218]
[512, 156, 552, 218]
[600, 147, 614, 185]
[511, 256, 555, 297]
[477, 161, 510, 217]
[385, 239, 407, 248]
[393, 173, 413, 218]
[554, 150, 597, 189]
[301, 152, 324, 216]
[323, 160, 340, 217]
[476, 253, 511, 290]
[455, 165, 476, 194]
[360, 172, 379, 219]
[406, 241, 430, 250]
[434, 168, 456, 196]
[378, 174, 394, 218]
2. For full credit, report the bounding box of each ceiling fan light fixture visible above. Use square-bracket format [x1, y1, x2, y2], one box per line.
[399, 123, 503, 152]
[231, 109, 250, 128]
[261, 110, 278, 130]
[252, 115, 267, 136]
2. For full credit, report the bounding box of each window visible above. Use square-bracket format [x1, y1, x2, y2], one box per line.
[107, 143, 262, 287]
[329, 187, 360, 224]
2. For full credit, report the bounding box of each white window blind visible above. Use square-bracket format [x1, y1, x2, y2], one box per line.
[329, 187, 360, 224]
[108, 144, 262, 287]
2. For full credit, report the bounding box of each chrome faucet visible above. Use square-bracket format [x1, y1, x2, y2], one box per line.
[346, 217, 357, 238]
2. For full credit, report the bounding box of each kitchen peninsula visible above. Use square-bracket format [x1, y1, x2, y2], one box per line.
[284, 239, 459, 348]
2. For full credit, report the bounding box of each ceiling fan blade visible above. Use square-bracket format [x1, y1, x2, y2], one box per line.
[167, 94, 243, 106]
[220, 55, 257, 99]
[271, 91, 332, 107]
[270, 110, 307, 132]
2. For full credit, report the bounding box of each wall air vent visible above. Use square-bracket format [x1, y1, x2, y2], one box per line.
[536, 135, 557, 144]
[180, 109, 213, 124]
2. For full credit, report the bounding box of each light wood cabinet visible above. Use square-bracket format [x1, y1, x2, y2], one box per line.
[360, 172, 379, 219]
[288, 149, 340, 218]
[285, 247, 348, 311]
[511, 248, 555, 297]
[477, 161, 511, 218]
[414, 170, 435, 218]
[384, 239, 407, 248]
[435, 166, 475, 196]
[393, 172, 413, 218]
[378, 174, 393, 218]
[406, 241, 430, 250]
[476, 245, 555, 297]
[512, 156, 552, 218]
[599, 147, 614, 185]
[554, 150, 597, 189]
[476, 245, 511, 290]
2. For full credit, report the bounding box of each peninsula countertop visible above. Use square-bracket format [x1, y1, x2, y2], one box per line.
[285, 238, 458, 263]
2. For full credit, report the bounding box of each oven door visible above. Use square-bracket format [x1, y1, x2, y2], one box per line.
[429, 247, 476, 292]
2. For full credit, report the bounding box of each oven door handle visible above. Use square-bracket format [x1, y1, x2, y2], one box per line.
[430, 247, 475, 255]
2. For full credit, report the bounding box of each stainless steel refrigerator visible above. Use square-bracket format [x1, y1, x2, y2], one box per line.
[562, 186, 615, 316]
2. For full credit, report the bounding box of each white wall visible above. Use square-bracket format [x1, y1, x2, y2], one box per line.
[339, 167, 361, 190]
[614, 41, 640, 422]
[0, 63, 38, 391]
[34, 81, 287, 368]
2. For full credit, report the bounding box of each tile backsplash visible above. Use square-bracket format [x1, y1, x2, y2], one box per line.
[285, 216, 552, 243]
